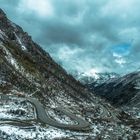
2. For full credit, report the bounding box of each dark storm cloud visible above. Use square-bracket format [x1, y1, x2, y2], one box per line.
[39, 20, 85, 46]
[1, 0, 140, 74]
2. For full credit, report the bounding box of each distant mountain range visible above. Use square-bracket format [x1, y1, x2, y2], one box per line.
[73, 71, 140, 119]
[73, 71, 120, 86]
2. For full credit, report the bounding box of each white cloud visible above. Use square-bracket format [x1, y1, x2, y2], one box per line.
[113, 53, 122, 58]
[84, 68, 101, 79]
[101, 0, 137, 18]
[113, 53, 126, 66]
[115, 58, 126, 65]
[56, 45, 83, 60]
[18, 0, 54, 17]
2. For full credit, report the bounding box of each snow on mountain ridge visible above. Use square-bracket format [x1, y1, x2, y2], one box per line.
[73, 71, 120, 86]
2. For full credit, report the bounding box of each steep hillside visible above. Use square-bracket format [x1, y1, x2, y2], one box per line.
[73, 70, 140, 120]
[93, 71, 140, 119]
[0, 9, 140, 140]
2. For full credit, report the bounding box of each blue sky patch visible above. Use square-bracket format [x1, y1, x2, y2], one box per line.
[111, 43, 131, 55]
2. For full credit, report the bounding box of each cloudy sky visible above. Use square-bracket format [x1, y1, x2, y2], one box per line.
[1, 0, 140, 75]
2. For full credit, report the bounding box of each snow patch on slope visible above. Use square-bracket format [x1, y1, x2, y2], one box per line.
[0, 43, 37, 83]
[14, 33, 27, 51]
[0, 29, 8, 40]
[1, 43, 19, 70]
[0, 125, 69, 140]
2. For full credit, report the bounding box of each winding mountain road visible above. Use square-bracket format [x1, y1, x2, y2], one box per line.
[0, 94, 90, 131]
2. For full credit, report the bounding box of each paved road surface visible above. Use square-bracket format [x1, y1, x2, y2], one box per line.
[0, 94, 90, 131]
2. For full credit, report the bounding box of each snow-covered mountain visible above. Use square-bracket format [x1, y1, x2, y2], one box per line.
[0, 9, 140, 139]
[93, 71, 140, 118]
[75, 70, 140, 119]
[73, 71, 120, 87]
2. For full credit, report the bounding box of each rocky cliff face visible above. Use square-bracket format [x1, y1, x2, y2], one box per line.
[0, 9, 140, 140]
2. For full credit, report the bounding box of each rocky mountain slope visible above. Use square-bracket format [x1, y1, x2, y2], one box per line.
[74, 70, 140, 120]
[91, 71, 140, 119]
[0, 9, 140, 139]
